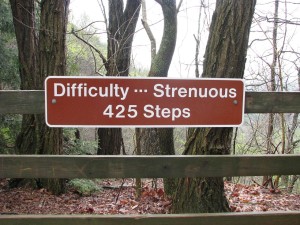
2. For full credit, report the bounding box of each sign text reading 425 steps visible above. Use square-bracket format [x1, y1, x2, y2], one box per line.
[45, 76, 245, 127]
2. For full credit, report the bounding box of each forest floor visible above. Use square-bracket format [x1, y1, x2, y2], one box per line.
[0, 178, 299, 214]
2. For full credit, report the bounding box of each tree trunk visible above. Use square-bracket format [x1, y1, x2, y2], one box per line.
[38, 125, 65, 194]
[285, 68, 300, 191]
[156, 128, 177, 195]
[173, 128, 233, 213]
[148, 0, 177, 78]
[135, 128, 142, 198]
[97, 128, 123, 155]
[263, 0, 279, 188]
[9, 0, 38, 188]
[97, 0, 141, 155]
[10, 0, 38, 155]
[141, 128, 160, 155]
[172, 0, 256, 213]
[9, 0, 69, 194]
[141, 0, 177, 196]
[37, 0, 70, 195]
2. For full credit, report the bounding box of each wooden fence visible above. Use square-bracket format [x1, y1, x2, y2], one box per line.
[0, 90, 300, 225]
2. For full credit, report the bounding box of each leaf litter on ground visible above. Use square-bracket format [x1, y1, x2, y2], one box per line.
[0, 178, 299, 214]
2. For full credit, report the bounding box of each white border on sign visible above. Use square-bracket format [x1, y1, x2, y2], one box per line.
[45, 76, 245, 128]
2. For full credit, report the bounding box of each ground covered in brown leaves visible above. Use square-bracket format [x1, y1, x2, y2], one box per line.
[0, 179, 299, 214]
[225, 182, 300, 212]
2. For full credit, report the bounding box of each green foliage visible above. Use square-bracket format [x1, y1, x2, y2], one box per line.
[63, 128, 97, 155]
[66, 140, 97, 155]
[0, 0, 20, 89]
[66, 18, 149, 77]
[68, 179, 101, 196]
[0, 115, 22, 154]
[66, 22, 107, 76]
[0, 0, 14, 34]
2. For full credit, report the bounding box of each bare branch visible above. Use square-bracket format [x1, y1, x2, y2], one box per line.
[97, 0, 108, 32]
[193, 34, 200, 78]
[248, 38, 269, 48]
[177, 0, 183, 13]
[141, 0, 156, 61]
[293, 139, 300, 147]
[266, 17, 300, 26]
[71, 21, 105, 33]
[71, 30, 108, 72]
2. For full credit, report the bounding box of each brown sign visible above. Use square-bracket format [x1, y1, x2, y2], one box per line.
[45, 77, 244, 127]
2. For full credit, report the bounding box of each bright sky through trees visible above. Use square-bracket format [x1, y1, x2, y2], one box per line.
[69, 0, 300, 90]
[69, 0, 210, 78]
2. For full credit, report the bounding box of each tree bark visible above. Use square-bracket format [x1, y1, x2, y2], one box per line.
[97, 0, 141, 155]
[263, 0, 279, 188]
[148, 0, 177, 77]
[37, 0, 70, 195]
[172, 0, 256, 213]
[135, 128, 142, 198]
[142, 0, 177, 154]
[141, 0, 177, 196]
[10, 0, 38, 155]
[9, 0, 70, 194]
[141, 128, 160, 155]
[97, 128, 123, 155]
[9, 0, 38, 188]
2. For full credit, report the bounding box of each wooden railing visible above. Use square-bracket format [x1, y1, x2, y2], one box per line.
[1, 212, 299, 225]
[1, 155, 300, 178]
[1, 91, 300, 114]
[0, 90, 300, 225]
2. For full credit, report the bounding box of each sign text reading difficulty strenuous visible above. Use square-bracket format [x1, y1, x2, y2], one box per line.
[45, 77, 244, 127]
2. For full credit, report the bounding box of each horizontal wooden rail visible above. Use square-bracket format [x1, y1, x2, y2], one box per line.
[1, 212, 299, 225]
[0, 91, 299, 114]
[0, 91, 44, 114]
[245, 91, 300, 113]
[1, 155, 299, 178]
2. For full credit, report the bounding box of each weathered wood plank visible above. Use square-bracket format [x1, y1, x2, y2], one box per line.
[0, 212, 299, 225]
[245, 91, 300, 113]
[0, 90, 44, 114]
[0, 155, 299, 178]
[0, 91, 299, 114]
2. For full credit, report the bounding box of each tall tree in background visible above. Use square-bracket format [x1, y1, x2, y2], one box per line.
[37, 0, 70, 194]
[263, 0, 279, 188]
[140, 0, 177, 154]
[10, 0, 38, 155]
[287, 68, 300, 192]
[172, 0, 256, 213]
[241, 0, 300, 190]
[97, 0, 141, 155]
[139, 0, 177, 195]
[10, 0, 70, 194]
